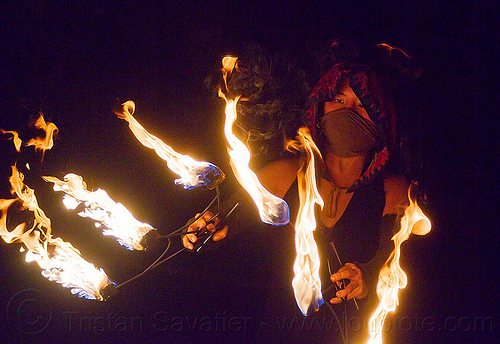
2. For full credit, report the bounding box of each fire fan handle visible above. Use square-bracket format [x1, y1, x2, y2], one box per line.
[187, 203, 240, 253]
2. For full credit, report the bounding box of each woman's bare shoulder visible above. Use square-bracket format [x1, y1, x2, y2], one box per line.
[383, 175, 410, 216]
[257, 158, 301, 198]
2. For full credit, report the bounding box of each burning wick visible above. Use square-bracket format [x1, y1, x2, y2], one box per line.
[115, 101, 225, 190]
[1, 166, 113, 300]
[367, 183, 432, 343]
[1, 117, 112, 300]
[43, 173, 155, 251]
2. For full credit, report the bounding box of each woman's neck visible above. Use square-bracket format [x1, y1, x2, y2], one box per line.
[324, 151, 368, 189]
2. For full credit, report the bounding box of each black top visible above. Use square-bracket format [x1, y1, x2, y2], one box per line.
[316, 175, 385, 269]
[259, 175, 388, 343]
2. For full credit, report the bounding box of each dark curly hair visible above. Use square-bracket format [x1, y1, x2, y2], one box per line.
[205, 44, 312, 166]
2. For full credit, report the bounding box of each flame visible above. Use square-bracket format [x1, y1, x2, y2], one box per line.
[1, 112, 58, 155]
[286, 127, 324, 315]
[222, 56, 238, 74]
[0, 129, 22, 152]
[0, 166, 112, 300]
[367, 185, 432, 343]
[218, 56, 289, 225]
[25, 113, 59, 157]
[375, 43, 411, 59]
[43, 173, 154, 251]
[115, 101, 224, 190]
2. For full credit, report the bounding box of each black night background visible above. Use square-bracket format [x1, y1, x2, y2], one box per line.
[0, 1, 496, 343]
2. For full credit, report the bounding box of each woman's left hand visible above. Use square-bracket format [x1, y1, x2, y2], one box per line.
[329, 262, 368, 304]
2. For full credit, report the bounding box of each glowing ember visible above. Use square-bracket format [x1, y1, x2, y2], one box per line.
[219, 56, 290, 226]
[286, 127, 324, 315]
[1, 166, 112, 300]
[367, 184, 432, 343]
[43, 173, 154, 251]
[115, 101, 224, 190]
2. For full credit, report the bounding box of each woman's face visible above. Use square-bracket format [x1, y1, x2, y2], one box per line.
[323, 81, 372, 123]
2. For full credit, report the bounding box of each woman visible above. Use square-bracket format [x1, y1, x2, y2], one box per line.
[183, 45, 414, 341]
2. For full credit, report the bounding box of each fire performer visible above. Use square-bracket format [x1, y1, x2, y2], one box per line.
[183, 43, 421, 342]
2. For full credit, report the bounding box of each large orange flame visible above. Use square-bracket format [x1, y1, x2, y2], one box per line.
[367, 185, 432, 343]
[43, 173, 154, 251]
[0, 166, 112, 300]
[218, 56, 289, 226]
[286, 127, 325, 315]
[115, 101, 224, 190]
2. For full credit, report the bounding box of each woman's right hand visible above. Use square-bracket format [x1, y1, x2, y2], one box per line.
[182, 211, 229, 250]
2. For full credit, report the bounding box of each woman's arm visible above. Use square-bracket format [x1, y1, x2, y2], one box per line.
[383, 175, 409, 216]
[182, 157, 301, 249]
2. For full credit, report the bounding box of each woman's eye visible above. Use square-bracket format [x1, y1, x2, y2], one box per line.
[334, 98, 344, 104]
[357, 103, 365, 108]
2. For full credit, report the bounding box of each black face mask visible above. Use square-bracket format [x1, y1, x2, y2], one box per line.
[320, 108, 381, 158]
